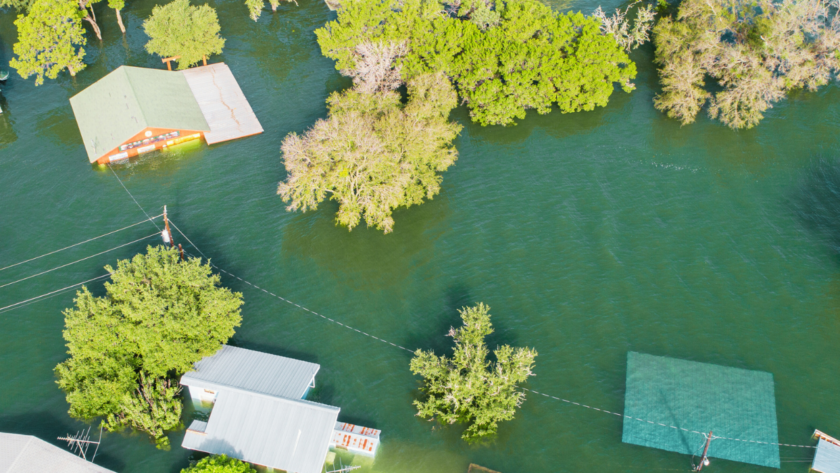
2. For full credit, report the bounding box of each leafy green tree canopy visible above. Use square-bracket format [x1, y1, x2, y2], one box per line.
[316, 0, 636, 126]
[9, 0, 86, 85]
[278, 72, 462, 233]
[410, 303, 537, 442]
[0, 0, 35, 12]
[143, 0, 225, 69]
[55, 245, 243, 446]
[182, 455, 257, 473]
[653, 0, 840, 129]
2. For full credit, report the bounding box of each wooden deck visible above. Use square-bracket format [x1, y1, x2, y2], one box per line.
[182, 63, 263, 145]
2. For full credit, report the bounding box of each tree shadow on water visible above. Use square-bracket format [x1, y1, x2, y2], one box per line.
[791, 157, 840, 263]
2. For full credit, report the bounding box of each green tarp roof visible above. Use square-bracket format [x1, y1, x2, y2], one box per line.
[69, 66, 209, 162]
[622, 352, 780, 468]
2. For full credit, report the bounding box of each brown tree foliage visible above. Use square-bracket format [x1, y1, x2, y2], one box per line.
[653, 0, 840, 129]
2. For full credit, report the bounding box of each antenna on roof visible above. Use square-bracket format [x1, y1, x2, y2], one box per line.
[326, 458, 361, 473]
[58, 425, 103, 462]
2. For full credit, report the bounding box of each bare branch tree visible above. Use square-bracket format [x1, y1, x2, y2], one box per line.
[340, 41, 408, 94]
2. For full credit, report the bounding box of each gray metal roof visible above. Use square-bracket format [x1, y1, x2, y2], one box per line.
[182, 389, 339, 473]
[814, 439, 840, 473]
[0, 433, 115, 473]
[180, 345, 319, 399]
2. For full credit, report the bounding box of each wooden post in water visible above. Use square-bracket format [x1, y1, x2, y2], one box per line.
[163, 205, 174, 248]
[695, 431, 713, 471]
[178, 243, 184, 261]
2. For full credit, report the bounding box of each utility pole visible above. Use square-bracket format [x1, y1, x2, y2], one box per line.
[163, 205, 174, 248]
[178, 243, 185, 261]
[695, 431, 713, 471]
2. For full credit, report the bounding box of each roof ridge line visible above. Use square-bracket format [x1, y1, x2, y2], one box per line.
[182, 377, 340, 413]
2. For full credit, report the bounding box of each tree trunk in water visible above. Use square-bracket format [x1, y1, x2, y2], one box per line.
[84, 15, 103, 40]
[115, 8, 125, 34]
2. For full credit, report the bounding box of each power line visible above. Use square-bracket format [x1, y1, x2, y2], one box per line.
[0, 232, 159, 290]
[0, 273, 111, 314]
[0, 215, 162, 273]
[168, 220, 816, 450]
[107, 164, 162, 232]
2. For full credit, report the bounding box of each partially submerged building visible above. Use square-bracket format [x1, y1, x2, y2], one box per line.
[0, 432, 115, 473]
[69, 63, 262, 164]
[812, 430, 840, 473]
[621, 352, 781, 468]
[180, 345, 380, 473]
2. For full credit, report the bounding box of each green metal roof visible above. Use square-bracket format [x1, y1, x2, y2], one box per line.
[622, 352, 780, 468]
[69, 66, 210, 162]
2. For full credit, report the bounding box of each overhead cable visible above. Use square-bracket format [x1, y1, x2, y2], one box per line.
[0, 232, 159, 290]
[0, 215, 162, 273]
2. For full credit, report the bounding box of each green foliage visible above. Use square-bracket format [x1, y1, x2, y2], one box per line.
[182, 455, 257, 473]
[244, 0, 293, 22]
[9, 0, 86, 86]
[105, 373, 182, 448]
[0, 0, 35, 12]
[55, 246, 243, 444]
[278, 72, 462, 234]
[653, 0, 840, 129]
[143, 0, 225, 69]
[410, 303, 537, 442]
[316, 0, 636, 126]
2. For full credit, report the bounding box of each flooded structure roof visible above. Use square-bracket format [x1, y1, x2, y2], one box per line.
[182, 389, 339, 473]
[180, 345, 318, 399]
[0, 433, 115, 473]
[812, 432, 840, 473]
[69, 66, 210, 163]
[621, 352, 780, 468]
[180, 346, 339, 473]
[182, 63, 264, 145]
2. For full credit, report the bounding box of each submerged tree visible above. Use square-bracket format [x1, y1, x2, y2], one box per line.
[410, 303, 537, 442]
[55, 246, 243, 448]
[244, 0, 295, 22]
[316, 0, 636, 126]
[182, 455, 257, 473]
[278, 72, 461, 233]
[78, 0, 102, 40]
[109, 0, 126, 33]
[593, 0, 655, 51]
[10, 0, 86, 85]
[653, 0, 840, 129]
[143, 0, 225, 69]
[0, 0, 36, 12]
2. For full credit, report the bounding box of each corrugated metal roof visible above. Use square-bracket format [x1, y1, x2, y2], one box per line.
[182, 389, 339, 473]
[0, 433, 115, 473]
[180, 345, 318, 399]
[814, 439, 840, 473]
[69, 66, 209, 162]
[182, 63, 263, 145]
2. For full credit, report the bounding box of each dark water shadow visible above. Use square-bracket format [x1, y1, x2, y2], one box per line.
[0, 412, 126, 472]
[279, 191, 451, 291]
[404, 284, 474, 356]
[791, 157, 840, 262]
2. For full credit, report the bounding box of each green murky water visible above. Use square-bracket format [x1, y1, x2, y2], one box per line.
[1, 1, 840, 472]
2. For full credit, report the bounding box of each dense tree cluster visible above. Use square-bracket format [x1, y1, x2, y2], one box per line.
[410, 303, 537, 442]
[55, 246, 242, 447]
[279, 72, 461, 233]
[653, 0, 840, 129]
[316, 0, 637, 126]
[144, 0, 226, 70]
